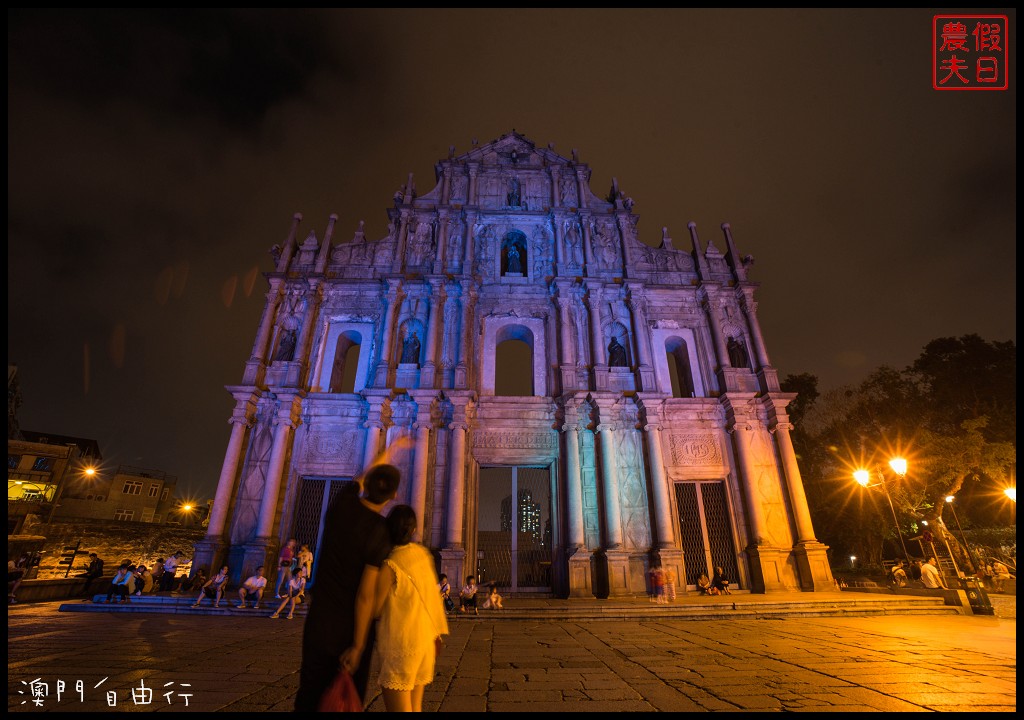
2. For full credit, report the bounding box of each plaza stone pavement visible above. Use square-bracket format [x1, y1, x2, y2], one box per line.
[8, 594, 1015, 713]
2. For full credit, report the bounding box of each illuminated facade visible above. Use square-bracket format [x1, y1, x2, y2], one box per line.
[196, 132, 833, 596]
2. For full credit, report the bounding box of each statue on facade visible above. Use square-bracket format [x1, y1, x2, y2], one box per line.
[401, 331, 421, 365]
[274, 329, 297, 362]
[607, 337, 628, 367]
[507, 244, 522, 274]
[727, 336, 750, 369]
[507, 176, 521, 207]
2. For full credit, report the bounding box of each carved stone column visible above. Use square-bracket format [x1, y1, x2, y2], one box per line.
[254, 395, 302, 541]
[581, 212, 596, 269]
[468, 164, 479, 205]
[455, 281, 475, 389]
[444, 421, 468, 548]
[563, 418, 592, 597]
[244, 279, 284, 387]
[575, 167, 588, 209]
[362, 421, 384, 471]
[773, 416, 834, 591]
[441, 398, 472, 585]
[194, 392, 259, 575]
[556, 286, 577, 392]
[644, 422, 676, 548]
[391, 209, 412, 274]
[373, 279, 402, 387]
[463, 211, 477, 271]
[588, 283, 608, 391]
[596, 420, 623, 549]
[626, 284, 656, 391]
[724, 395, 781, 593]
[421, 279, 443, 388]
[410, 418, 432, 541]
[549, 165, 561, 207]
[740, 289, 769, 370]
[433, 211, 449, 275]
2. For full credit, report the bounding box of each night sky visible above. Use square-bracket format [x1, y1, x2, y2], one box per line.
[8, 9, 1016, 501]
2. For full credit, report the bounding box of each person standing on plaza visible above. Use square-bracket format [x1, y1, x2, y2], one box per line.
[651, 565, 666, 604]
[373, 504, 449, 712]
[297, 543, 313, 582]
[294, 454, 404, 712]
[920, 557, 945, 589]
[275, 539, 297, 599]
[663, 565, 677, 602]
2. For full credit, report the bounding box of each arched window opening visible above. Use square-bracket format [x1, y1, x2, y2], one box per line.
[329, 331, 362, 393]
[501, 231, 528, 277]
[495, 340, 533, 395]
[665, 337, 695, 398]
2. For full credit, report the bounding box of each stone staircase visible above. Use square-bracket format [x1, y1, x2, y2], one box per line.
[58, 590, 959, 621]
[59, 592, 310, 617]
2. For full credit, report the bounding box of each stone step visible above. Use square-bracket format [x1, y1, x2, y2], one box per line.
[58, 593, 310, 617]
[58, 593, 957, 620]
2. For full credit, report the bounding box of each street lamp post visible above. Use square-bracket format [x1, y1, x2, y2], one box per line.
[854, 458, 911, 566]
[945, 495, 977, 574]
[46, 453, 97, 524]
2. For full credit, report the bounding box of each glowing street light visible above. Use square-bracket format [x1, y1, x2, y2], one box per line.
[1005, 487, 1016, 502]
[853, 460, 911, 565]
[47, 456, 99, 524]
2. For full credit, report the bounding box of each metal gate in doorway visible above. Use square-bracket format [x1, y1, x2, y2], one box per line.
[674, 480, 739, 587]
[292, 476, 351, 587]
[477, 466, 552, 592]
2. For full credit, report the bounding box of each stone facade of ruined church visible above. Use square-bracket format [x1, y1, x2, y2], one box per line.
[194, 131, 833, 597]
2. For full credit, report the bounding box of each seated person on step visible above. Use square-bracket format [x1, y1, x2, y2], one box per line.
[481, 582, 503, 610]
[711, 566, 731, 595]
[237, 566, 268, 609]
[460, 575, 479, 614]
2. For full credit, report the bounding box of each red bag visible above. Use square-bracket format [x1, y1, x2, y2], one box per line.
[318, 670, 362, 712]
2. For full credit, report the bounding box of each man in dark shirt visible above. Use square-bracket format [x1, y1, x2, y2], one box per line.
[295, 463, 402, 711]
[78, 553, 104, 593]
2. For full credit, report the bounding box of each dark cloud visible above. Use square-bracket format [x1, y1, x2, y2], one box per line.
[8, 9, 342, 129]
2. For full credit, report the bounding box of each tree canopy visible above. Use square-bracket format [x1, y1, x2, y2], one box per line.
[783, 334, 1016, 568]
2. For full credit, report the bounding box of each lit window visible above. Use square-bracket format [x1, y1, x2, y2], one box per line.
[113, 509, 135, 521]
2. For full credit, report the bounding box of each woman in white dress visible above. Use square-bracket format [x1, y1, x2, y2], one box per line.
[374, 505, 449, 712]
